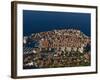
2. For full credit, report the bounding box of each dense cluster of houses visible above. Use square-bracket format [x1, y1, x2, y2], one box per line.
[23, 29, 91, 69]
[30, 29, 90, 53]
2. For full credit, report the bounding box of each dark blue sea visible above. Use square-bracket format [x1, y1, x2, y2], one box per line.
[23, 10, 91, 37]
